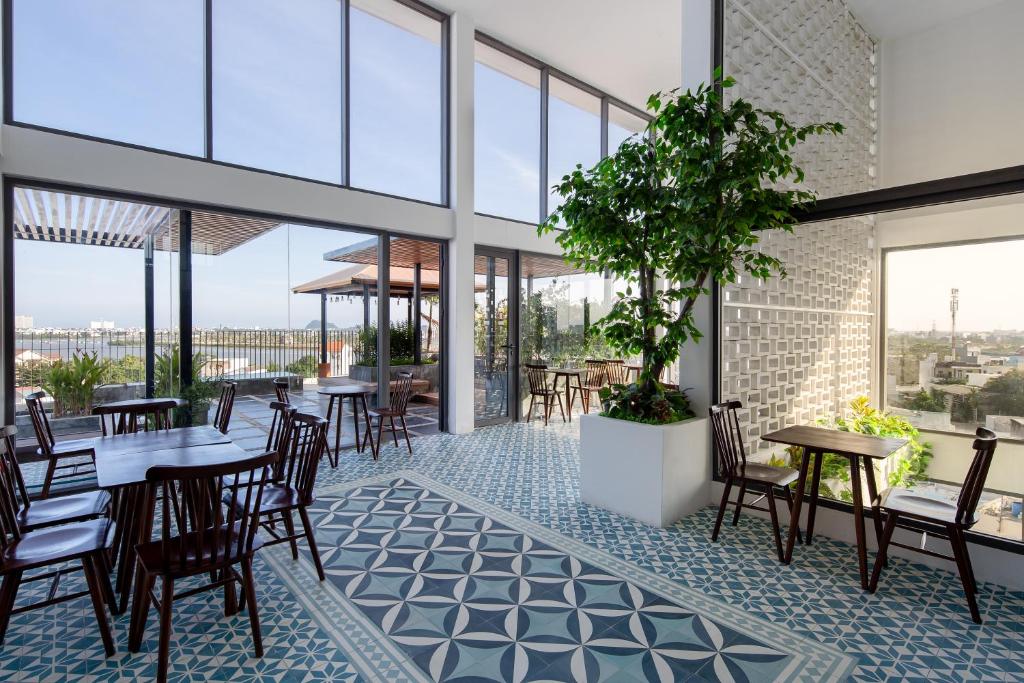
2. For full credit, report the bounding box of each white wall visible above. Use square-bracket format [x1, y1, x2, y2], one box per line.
[879, 0, 1024, 187]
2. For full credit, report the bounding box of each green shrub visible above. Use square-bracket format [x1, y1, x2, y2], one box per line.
[42, 352, 109, 417]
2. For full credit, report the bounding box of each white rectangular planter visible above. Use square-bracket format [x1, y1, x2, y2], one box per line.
[580, 413, 710, 527]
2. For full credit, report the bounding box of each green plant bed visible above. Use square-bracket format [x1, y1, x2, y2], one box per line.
[598, 383, 694, 425]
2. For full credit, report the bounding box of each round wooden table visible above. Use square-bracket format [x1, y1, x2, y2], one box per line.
[545, 368, 584, 421]
[318, 385, 377, 464]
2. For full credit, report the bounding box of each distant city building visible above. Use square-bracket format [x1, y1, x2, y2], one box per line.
[13, 315, 33, 329]
[89, 320, 115, 330]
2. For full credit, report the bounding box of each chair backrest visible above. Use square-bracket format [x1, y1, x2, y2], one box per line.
[93, 399, 177, 436]
[709, 401, 746, 475]
[604, 360, 627, 385]
[0, 430, 25, 551]
[279, 412, 328, 502]
[389, 372, 415, 415]
[0, 425, 30, 512]
[265, 401, 297, 480]
[24, 391, 57, 454]
[213, 381, 237, 434]
[273, 378, 290, 403]
[524, 364, 549, 393]
[583, 359, 606, 388]
[956, 427, 998, 524]
[146, 449, 278, 575]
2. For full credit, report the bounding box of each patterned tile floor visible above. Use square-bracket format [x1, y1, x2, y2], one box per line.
[3, 400, 1023, 681]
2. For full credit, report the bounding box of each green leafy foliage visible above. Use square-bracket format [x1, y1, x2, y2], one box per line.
[356, 322, 423, 366]
[154, 345, 221, 427]
[903, 387, 948, 413]
[285, 355, 319, 378]
[979, 369, 1024, 417]
[786, 396, 932, 501]
[42, 352, 109, 417]
[538, 72, 842, 422]
[598, 382, 694, 425]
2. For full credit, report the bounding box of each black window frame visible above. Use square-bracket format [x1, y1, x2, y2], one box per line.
[1, 0, 451, 209]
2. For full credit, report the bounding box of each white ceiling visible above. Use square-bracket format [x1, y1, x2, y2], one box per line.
[430, 0, 682, 111]
[845, 0, 1008, 40]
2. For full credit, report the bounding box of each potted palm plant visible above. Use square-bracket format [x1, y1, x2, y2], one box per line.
[540, 74, 842, 526]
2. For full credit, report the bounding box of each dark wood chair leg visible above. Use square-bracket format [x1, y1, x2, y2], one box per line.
[240, 556, 264, 657]
[222, 566, 238, 617]
[869, 510, 898, 593]
[389, 417, 399, 447]
[863, 458, 884, 565]
[399, 416, 412, 453]
[0, 571, 23, 646]
[376, 417, 385, 457]
[806, 450, 823, 544]
[40, 457, 57, 499]
[848, 455, 870, 590]
[282, 513, 299, 560]
[157, 576, 175, 683]
[82, 556, 116, 657]
[542, 395, 550, 426]
[299, 506, 326, 581]
[526, 395, 535, 422]
[711, 478, 733, 542]
[782, 485, 803, 544]
[94, 552, 119, 615]
[765, 485, 785, 562]
[128, 570, 156, 652]
[949, 526, 982, 623]
[731, 479, 748, 526]
[555, 393, 566, 423]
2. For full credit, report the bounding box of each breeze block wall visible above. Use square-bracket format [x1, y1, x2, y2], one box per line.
[721, 0, 878, 458]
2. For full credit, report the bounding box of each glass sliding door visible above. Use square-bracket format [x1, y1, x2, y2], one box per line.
[474, 248, 515, 425]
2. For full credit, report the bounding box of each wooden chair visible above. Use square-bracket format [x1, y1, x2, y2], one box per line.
[869, 427, 998, 624]
[24, 391, 96, 499]
[570, 359, 606, 414]
[213, 381, 237, 434]
[93, 399, 177, 436]
[709, 401, 802, 562]
[364, 373, 415, 457]
[604, 359, 628, 385]
[128, 450, 278, 683]
[524, 363, 564, 426]
[273, 378, 290, 403]
[0, 425, 110, 532]
[0, 442, 117, 657]
[231, 413, 327, 582]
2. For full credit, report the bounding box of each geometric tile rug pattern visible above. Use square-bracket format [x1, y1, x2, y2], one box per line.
[1, 411, 1022, 681]
[303, 473, 855, 682]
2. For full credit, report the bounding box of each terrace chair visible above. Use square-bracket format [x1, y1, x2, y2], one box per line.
[227, 413, 327, 582]
[93, 398, 178, 436]
[604, 359, 628, 386]
[214, 381, 237, 434]
[364, 373, 415, 457]
[0, 444, 117, 657]
[24, 391, 97, 499]
[128, 450, 278, 683]
[869, 427, 998, 624]
[709, 401, 803, 562]
[524, 363, 564, 426]
[0, 425, 110, 532]
[225, 402, 295, 491]
[273, 378, 290, 404]
[569, 359, 606, 414]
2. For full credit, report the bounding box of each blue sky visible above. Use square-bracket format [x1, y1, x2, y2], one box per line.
[11, 0, 643, 330]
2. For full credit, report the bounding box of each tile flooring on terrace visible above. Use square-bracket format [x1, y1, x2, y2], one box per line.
[2, 400, 1023, 682]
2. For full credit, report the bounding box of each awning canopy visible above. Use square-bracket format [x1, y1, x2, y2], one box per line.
[12, 187, 280, 256]
[291, 263, 454, 297]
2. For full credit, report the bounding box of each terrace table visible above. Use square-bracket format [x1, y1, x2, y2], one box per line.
[546, 368, 584, 421]
[318, 385, 377, 464]
[761, 425, 908, 590]
[93, 428, 250, 613]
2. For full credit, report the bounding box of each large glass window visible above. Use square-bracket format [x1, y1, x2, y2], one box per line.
[608, 104, 647, 154]
[474, 42, 541, 223]
[547, 78, 601, 216]
[349, 0, 443, 203]
[212, 0, 343, 183]
[11, 0, 205, 155]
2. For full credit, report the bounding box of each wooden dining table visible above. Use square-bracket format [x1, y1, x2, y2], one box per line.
[91, 426, 252, 612]
[318, 384, 377, 463]
[761, 425, 908, 590]
[545, 368, 584, 421]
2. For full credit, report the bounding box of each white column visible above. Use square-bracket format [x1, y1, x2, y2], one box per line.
[677, 0, 716, 414]
[447, 11, 476, 433]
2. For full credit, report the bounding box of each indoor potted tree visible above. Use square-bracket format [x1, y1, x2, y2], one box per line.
[539, 73, 842, 526]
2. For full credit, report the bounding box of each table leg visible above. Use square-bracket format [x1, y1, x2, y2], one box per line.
[331, 396, 342, 467]
[862, 456, 885, 567]
[116, 484, 144, 615]
[783, 447, 812, 564]
[849, 454, 870, 590]
[565, 375, 573, 422]
[350, 396, 361, 453]
[323, 395, 336, 463]
[806, 450, 824, 545]
[360, 394, 378, 459]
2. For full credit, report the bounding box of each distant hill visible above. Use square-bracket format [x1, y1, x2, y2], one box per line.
[305, 320, 339, 330]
